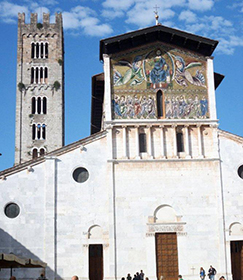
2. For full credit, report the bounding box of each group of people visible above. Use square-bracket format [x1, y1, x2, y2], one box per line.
[121, 270, 148, 280]
[200, 265, 226, 280]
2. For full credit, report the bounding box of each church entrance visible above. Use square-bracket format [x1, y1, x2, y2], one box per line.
[155, 233, 179, 280]
[231, 241, 243, 280]
[89, 244, 103, 280]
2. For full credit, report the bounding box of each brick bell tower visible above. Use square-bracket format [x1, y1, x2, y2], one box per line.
[15, 13, 64, 165]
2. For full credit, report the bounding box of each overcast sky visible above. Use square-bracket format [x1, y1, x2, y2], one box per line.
[0, 0, 242, 170]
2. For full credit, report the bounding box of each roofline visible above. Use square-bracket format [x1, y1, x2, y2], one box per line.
[0, 130, 107, 177]
[218, 129, 243, 142]
[100, 24, 218, 60]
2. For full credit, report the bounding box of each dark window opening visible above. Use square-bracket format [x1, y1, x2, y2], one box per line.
[238, 165, 243, 179]
[44, 67, 48, 83]
[40, 148, 45, 156]
[157, 90, 164, 118]
[32, 148, 38, 159]
[31, 97, 35, 114]
[37, 97, 41, 114]
[176, 132, 184, 152]
[40, 67, 44, 83]
[37, 124, 41, 139]
[45, 43, 48, 58]
[4, 203, 20, 219]
[36, 43, 39, 58]
[42, 124, 46, 139]
[32, 124, 36, 140]
[40, 43, 44, 58]
[35, 68, 39, 83]
[31, 43, 35, 59]
[139, 133, 147, 153]
[43, 97, 47, 114]
[31, 67, 34, 84]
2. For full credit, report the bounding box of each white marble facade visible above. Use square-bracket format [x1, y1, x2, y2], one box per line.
[0, 22, 243, 280]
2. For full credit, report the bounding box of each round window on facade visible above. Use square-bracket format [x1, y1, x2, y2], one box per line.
[4, 203, 20, 219]
[73, 167, 89, 183]
[238, 165, 243, 179]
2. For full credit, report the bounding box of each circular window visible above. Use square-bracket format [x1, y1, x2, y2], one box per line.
[4, 203, 20, 218]
[73, 167, 89, 183]
[238, 165, 243, 179]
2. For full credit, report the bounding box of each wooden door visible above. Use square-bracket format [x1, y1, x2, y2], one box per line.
[156, 233, 179, 280]
[89, 244, 103, 280]
[231, 241, 243, 280]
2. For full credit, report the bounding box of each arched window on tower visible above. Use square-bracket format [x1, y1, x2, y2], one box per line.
[139, 132, 147, 153]
[32, 148, 38, 159]
[31, 67, 34, 84]
[31, 43, 35, 59]
[157, 90, 164, 118]
[42, 124, 46, 140]
[32, 124, 36, 140]
[36, 43, 39, 58]
[37, 124, 41, 139]
[44, 67, 48, 83]
[176, 131, 184, 153]
[39, 148, 45, 156]
[43, 97, 47, 114]
[37, 97, 41, 114]
[40, 42, 44, 59]
[31, 97, 36, 114]
[45, 43, 48, 58]
[40, 67, 44, 84]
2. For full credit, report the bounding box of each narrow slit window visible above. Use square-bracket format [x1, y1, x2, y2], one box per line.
[43, 97, 47, 114]
[36, 43, 39, 58]
[31, 67, 34, 84]
[176, 132, 184, 153]
[32, 124, 36, 140]
[157, 90, 164, 118]
[31, 97, 36, 114]
[40, 43, 44, 58]
[39, 148, 45, 156]
[44, 67, 48, 83]
[37, 97, 41, 114]
[139, 133, 147, 153]
[31, 43, 35, 59]
[45, 43, 48, 58]
[32, 148, 38, 159]
[37, 124, 41, 139]
[42, 124, 46, 140]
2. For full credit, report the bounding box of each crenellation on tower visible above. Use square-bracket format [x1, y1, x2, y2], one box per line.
[15, 12, 64, 165]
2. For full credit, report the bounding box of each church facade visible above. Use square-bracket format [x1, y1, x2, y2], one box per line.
[0, 13, 243, 280]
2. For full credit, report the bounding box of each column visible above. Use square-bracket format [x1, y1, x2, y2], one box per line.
[184, 125, 191, 158]
[39, 43, 41, 59]
[147, 125, 153, 159]
[122, 126, 128, 159]
[135, 126, 140, 159]
[34, 43, 37, 59]
[172, 125, 178, 158]
[197, 124, 204, 158]
[43, 42, 46, 59]
[35, 124, 38, 140]
[38, 67, 41, 84]
[160, 125, 165, 159]
[34, 67, 36, 84]
[35, 98, 38, 114]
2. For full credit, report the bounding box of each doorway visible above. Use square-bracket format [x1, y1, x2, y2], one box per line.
[156, 233, 179, 280]
[89, 244, 103, 280]
[231, 241, 243, 280]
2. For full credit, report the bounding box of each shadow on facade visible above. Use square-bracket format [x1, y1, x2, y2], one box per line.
[0, 228, 61, 280]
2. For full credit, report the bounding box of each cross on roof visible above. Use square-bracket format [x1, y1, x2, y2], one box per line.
[153, 5, 160, 25]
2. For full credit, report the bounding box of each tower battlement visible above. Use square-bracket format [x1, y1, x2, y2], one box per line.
[17, 13, 63, 32]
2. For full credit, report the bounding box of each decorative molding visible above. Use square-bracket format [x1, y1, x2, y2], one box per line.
[147, 223, 186, 235]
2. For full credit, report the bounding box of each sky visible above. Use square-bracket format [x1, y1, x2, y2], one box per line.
[0, 0, 242, 171]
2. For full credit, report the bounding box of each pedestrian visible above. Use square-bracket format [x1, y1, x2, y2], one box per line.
[200, 267, 206, 280]
[178, 275, 183, 280]
[208, 265, 217, 280]
[140, 270, 144, 280]
[9, 277, 16, 280]
[121, 278, 125, 280]
[127, 273, 132, 280]
[71, 276, 79, 280]
[219, 277, 225, 280]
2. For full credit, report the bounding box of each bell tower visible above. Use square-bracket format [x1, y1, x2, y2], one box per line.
[15, 13, 64, 164]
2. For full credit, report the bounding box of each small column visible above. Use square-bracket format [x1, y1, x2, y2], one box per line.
[172, 124, 178, 158]
[43, 42, 46, 59]
[135, 126, 140, 159]
[34, 67, 36, 84]
[184, 125, 191, 158]
[122, 126, 128, 159]
[147, 125, 153, 159]
[197, 124, 204, 158]
[34, 43, 37, 59]
[35, 124, 38, 140]
[40, 97, 43, 114]
[35, 98, 38, 114]
[38, 67, 41, 84]
[160, 125, 165, 159]
[39, 43, 41, 59]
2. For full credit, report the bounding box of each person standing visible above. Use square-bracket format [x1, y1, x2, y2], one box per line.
[127, 273, 132, 280]
[200, 267, 206, 280]
[71, 276, 78, 280]
[208, 265, 217, 280]
[140, 270, 144, 280]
